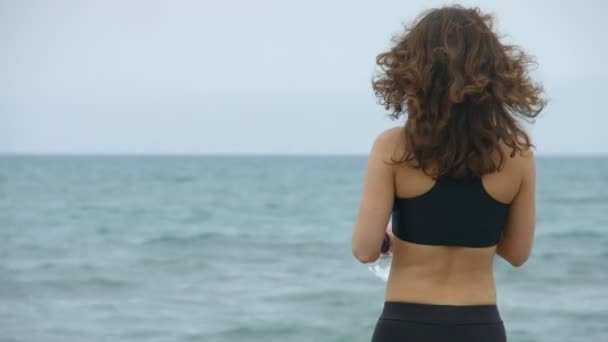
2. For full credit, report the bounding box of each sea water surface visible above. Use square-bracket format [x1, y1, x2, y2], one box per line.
[1, 156, 607, 342]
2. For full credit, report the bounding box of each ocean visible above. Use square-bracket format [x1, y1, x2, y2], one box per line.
[1, 155, 607, 342]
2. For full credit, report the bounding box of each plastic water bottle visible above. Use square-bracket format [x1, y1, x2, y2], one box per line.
[368, 232, 392, 282]
[368, 254, 392, 282]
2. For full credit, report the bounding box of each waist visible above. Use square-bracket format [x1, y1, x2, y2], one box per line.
[385, 267, 497, 305]
[379, 301, 503, 325]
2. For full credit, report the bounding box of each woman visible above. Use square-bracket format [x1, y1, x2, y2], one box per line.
[351, 5, 544, 342]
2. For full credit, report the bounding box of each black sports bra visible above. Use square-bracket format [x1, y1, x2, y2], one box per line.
[391, 174, 509, 247]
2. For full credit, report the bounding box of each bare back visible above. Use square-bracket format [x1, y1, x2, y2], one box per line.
[352, 126, 536, 305]
[386, 135, 523, 304]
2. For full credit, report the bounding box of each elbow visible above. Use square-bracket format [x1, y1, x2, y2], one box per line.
[496, 237, 532, 268]
[352, 247, 380, 264]
[507, 255, 529, 268]
[498, 249, 530, 268]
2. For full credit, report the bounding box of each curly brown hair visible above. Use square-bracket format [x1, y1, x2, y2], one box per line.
[373, 5, 545, 179]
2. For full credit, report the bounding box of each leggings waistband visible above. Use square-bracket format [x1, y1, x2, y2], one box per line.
[380, 301, 503, 325]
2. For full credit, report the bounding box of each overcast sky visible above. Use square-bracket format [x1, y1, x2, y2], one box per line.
[1, 0, 606, 155]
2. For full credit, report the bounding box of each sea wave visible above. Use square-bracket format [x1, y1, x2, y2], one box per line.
[540, 230, 607, 239]
[546, 196, 608, 205]
[141, 231, 226, 246]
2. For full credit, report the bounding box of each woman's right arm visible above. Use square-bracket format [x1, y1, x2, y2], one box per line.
[496, 151, 536, 267]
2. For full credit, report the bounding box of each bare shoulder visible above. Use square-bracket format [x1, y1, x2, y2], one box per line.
[495, 139, 535, 176]
[373, 126, 404, 145]
[371, 126, 405, 159]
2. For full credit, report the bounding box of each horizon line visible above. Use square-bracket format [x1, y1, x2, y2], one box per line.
[1, 152, 607, 158]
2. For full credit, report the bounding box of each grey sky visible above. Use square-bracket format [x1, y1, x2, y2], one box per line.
[2, 0, 607, 155]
